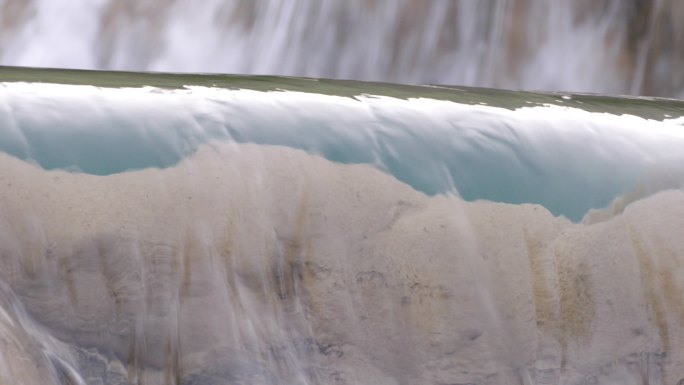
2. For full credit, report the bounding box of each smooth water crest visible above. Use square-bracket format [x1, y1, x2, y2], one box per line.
[0, 67, 684, 385]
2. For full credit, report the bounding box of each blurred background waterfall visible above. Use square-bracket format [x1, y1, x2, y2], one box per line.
[1, 0, 683, 98]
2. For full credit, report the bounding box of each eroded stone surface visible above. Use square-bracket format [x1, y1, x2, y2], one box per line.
[0, 143, 682, 384]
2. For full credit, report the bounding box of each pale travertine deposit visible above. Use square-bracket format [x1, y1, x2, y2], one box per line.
[0, 143, 682, 385]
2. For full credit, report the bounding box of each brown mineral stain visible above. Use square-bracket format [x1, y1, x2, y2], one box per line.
[555, 241, 594, 351]
[59, 256, 78, 306]
[273, 190, 309, 311]
[180, 235, 194, 300]
[660, 244, 684, 341]
[0, 0, 31, 31]
[96, 238, 122, 316]
[126, 332, 138, 382]
[630, 226, 670, 352]
[661, 264, 684, 348]
[524, 229, 555, 331]
[164, 335, 182, 385]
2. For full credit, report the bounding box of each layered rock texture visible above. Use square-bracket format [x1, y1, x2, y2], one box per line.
[0, 143, 682, 384]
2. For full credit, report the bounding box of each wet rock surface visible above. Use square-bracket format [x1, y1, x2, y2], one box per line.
[0, 144, 682, 384]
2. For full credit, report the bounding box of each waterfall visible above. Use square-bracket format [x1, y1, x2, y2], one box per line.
[0, 0, 683, 98]
[0, 66, 683, 384]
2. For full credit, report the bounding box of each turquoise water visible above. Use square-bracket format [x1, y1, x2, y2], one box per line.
[1, 66, 684, 222]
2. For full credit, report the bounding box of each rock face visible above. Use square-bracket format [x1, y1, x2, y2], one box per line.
[0, 143, 683, 385]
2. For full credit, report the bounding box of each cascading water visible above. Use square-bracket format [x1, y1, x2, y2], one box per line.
[0, 66, 683, 385]
[0, 0, 683, 98]
[1, 2, 684, 384]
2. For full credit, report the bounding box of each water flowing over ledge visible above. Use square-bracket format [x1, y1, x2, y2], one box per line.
[0, 67, 683, 385]
[2, 66, 684, 222]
